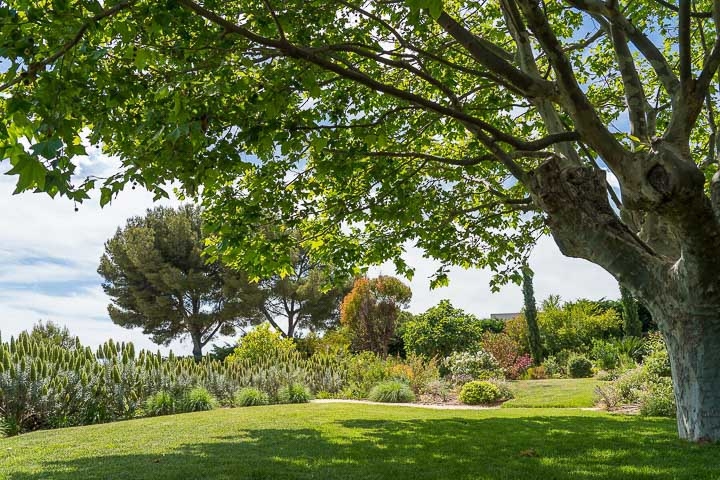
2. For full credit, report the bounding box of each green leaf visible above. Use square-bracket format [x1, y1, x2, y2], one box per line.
[30, 138, 63, 159]
[5, 154, 47, 192]
[100, 187, 113, 207]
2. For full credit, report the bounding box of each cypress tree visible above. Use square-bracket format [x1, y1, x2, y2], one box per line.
[522, 264, 544, 365]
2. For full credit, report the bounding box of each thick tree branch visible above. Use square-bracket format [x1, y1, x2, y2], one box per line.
[435, 11, 557, 99]
[501, 0, 581, 165]
[679, 0, 692, 86]
[517, 0, 628, 170]
[566, 0, 680, 97]
[610, 24, 649, 139]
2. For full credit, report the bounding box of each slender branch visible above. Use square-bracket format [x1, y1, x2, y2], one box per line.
[566, 0, 680, 97]
[200, 322, 224, 347]
[0, 0, 137, 92]
[651, 0, 712, 17]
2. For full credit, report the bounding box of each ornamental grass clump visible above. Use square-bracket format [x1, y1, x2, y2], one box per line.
[144, 390, 176, 416]
[368, 380, 416, 403]
[277, 383, 312, 404]
[233, 387, 269, 407]
[182, 387, 217, 412]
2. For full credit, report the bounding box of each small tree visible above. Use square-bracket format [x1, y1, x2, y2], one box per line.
[620, 285, 643, 338]
[402, 299, 483, 359]
[225, 323, 296, 364]
[29, 321, 79, 350]
[340, 276, 412, 357]
[258, 248, 351, 338]
[522, 265, 543, 364]
[98, 205, 263, 361]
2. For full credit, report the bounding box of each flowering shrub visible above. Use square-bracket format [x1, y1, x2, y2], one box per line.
[444, 350, 502, 383]
[507, 354, 533, 380]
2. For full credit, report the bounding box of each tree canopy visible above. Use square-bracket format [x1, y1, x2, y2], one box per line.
[256, 246, 352, 338]
[340, 276, 412, 357]
[3, 0, 720, 440]
[98, 205, 263, 360]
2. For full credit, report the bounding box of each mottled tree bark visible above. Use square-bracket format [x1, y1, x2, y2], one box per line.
[529, 147, 720, 441]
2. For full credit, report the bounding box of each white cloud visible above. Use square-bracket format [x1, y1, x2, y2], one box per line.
[0, 156, 620, 355]
[371, 236, 619, 317]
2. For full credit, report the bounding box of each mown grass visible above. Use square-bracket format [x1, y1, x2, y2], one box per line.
[503, 378, 601, 408]
[2, 403, 719, 479]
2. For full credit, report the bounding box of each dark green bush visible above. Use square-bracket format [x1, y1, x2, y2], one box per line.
[402, 300, 485, 359]
[567, 354, 593, 378]
[145, 390, 176, 416]
[368, 380, 416, 403]
[233, 387, 269, 407]
[277, 383, 312, 404]
[459, 381, 501, 405]
[640, 377, 675, 417]
[182, 387, 216, 412]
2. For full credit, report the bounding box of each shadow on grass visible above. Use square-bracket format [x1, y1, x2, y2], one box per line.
[7, 415, 720, 480]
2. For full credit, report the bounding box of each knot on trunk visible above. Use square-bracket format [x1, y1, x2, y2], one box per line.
[528, 159, 614, 220]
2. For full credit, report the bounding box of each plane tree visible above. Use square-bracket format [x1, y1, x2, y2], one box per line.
[2, 0, 720, 440]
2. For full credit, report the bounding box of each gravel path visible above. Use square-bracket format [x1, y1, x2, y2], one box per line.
[311, 398, 499, 410]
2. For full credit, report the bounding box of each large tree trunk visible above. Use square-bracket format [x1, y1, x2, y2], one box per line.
[652, 306, 720, 442]
[529, 150, 720, 441]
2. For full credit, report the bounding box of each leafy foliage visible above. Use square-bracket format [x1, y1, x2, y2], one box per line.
[401, 300, 485, 358]
[226, 323, 297, 365]
[340, 276, 412, 357]
[368, 380, 416, 403]
[567, 355, 593, 379]
[459, 381, 502, 405]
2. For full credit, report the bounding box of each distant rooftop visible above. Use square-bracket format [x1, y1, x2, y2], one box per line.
[490, 312, 521, 321]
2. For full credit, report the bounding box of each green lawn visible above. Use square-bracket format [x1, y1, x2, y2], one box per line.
[503, 378, 601, 408]
[2, 403, 719, 480]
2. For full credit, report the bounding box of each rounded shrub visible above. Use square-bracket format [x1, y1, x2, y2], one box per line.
[234, 387, 269, 407]
[145, 390, 176, 416]
[567, 354, 593, 378]
[182, 387, 217, 412]
[368, 380, 416, 403]
[459, 380, 501, 405]
[277, 383, 312, 404]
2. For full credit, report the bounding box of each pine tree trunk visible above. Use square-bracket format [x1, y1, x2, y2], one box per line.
[191, 333, 203, 363]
